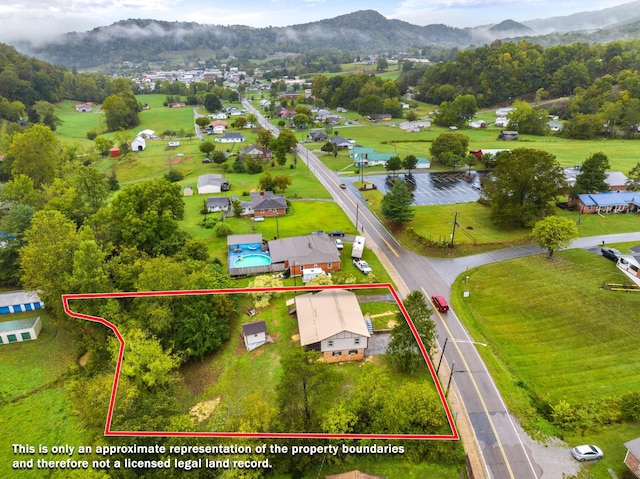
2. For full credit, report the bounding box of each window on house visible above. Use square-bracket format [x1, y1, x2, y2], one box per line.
[7, 334, 17, 343]
[348, 350, 358, 355]
[327, 263, 332, 269]
[327, 340, 334, 347]
[21, 332, 31, 341]
[354, 338, 360, 345]
[332, 351, 342, 357]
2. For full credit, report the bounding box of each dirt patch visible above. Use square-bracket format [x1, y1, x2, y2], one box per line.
[190, 397, 221, 424]
[78, 351, 90, 367]
[291, 333, 300, 342]
[180, 356, 221, 397]
[166, 155, 192, 165]
[250, 348, 265, 359]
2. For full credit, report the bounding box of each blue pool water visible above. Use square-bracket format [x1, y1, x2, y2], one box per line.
[234, 254, 272, 268]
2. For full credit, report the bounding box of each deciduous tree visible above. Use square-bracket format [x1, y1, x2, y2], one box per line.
[8, 124, 61, 188]
[531, 216, 578, 258]
[483, 148, 566, 227]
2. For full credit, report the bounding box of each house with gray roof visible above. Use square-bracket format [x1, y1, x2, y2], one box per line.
[268, 234, 340, 276]
[330, 136, 353, 149]
[197, 174, 230, 195]
[206, 196, 230, 213]
[214, 132, 245, 143]
[294, 289, 369, 363]
[250, 191, 287, 217]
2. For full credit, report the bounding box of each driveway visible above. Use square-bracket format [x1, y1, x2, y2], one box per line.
[365, 331, 390, 357]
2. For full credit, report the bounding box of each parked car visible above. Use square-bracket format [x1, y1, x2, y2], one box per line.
[339, 183, 347, 189]
[202, 158, 212, 163]
[254, 216, 265, 222]
[431, 295, 449, 312]
[571, 445, 603, 462]
[311, 230, 325, 235]
[601, 247, 621, 262]
[334, 239, 344, 250]
[328, 230, 345, 237]
[353, 258, 372, 274]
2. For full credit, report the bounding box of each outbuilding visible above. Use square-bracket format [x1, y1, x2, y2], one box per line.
[0, 316, 42, 345]
[242, 320, 268, 351]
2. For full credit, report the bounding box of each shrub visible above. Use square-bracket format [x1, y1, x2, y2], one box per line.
[164, 169, 184, 182]
[86, 130, 98, 140]
[621, 391, 640, 422]
[215, 223, 233, 237]
[201, 217, 218, 229]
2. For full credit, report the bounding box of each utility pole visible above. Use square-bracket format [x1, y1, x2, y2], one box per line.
[450, 211, 459, 247]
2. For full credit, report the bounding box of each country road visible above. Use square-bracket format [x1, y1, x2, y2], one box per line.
[239, 97, 640, 478]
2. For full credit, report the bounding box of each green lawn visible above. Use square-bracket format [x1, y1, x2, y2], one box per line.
[450, 247, 640, 454]
[0, 313, 90, 479]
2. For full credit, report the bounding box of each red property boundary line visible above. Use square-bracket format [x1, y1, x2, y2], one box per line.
[62, 283, 459, 440]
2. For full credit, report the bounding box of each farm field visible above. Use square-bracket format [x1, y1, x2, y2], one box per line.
[450, 248, 640, 477]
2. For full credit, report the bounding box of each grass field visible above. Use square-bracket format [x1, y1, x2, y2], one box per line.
[452, 248, 640, 404]
[0, 312, 91, 479]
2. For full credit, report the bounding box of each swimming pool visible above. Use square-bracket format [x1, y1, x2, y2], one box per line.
[234, 254, 272, 268]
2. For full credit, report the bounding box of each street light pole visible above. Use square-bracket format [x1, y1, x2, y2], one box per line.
[436, 337, 449, 375]
[445, 361, 455, 398]
[436, 337, 488, 376]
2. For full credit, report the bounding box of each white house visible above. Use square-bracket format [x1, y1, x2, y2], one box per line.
[214, 133, 245, 143]
[206, 196, 230, 212]
[0, 316, 42, 345]
[197, 174, 230, 195]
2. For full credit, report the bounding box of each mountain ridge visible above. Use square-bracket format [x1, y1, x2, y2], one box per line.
[13, 4, 640, 69]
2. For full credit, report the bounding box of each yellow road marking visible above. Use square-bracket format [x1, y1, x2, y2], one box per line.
[422, 287, 516, 479]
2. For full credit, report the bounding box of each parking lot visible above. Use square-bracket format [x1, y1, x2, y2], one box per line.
[343, 171, 486, 206]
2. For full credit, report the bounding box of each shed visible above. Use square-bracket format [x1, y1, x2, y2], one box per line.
[183, 186, 193, 196]
[109, 147, 121, 158]
[242, 320, 268, 351]
[0, 291, 44, 314]
[131, 136, 146, 151]
[498, 130, 518, 141]
[0, 316, 42, 345]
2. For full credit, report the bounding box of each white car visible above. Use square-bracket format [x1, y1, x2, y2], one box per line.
[571, 445, 603, 461]
[353, 258, 372, 274]
[335, 239, 344, 250]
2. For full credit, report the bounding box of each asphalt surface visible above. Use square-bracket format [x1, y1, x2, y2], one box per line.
[240, 98, 640, 479]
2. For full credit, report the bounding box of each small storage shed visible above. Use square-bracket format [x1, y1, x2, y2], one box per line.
[0, 316, 42, 345]
[242, 320, 268, 351]
[109, 147, 121, 158]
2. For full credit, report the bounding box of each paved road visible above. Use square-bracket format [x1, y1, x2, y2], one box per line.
[239, 97, 640, 478]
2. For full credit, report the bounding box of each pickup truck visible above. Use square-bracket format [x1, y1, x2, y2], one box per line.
[353, 258, 372, 274]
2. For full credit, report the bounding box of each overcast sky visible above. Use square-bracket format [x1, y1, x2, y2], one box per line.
[0, 0, 633, 44]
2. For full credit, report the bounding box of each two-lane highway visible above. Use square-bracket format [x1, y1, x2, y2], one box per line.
[241, 98, 541, 478]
